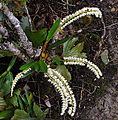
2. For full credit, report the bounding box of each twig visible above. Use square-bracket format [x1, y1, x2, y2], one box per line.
[0, 23, 28, 61]
[101, 18, 106, 47]
[0, 2, 41, 58]
[66, 0, 69, 14]
[93, 18, 106, 61]
[24, 5, 33, 32]
[61, 0, 76, 6]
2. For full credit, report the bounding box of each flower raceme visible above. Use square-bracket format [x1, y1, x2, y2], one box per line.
[63, 57, 102, 79]
[11, 68, 31, 96]
[46, 67, 76, 117]
[60, 7, 102, 30]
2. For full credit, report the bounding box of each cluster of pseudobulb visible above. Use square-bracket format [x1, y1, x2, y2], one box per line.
[60, 7, 102, 30]
[63, 57, 102, 79]
[46, 67, 76, 116]
[11, 68, 31, 96]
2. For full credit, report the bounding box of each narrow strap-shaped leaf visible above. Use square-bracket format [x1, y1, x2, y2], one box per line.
[39, 60, 47, 73]
[46, 19, 60, 43]
[0, 56, 17, 78]
[20, 62, 36, 70]
[48, 36, 71, 49]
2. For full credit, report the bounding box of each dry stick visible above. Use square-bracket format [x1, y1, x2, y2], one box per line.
[0, 23, 28, 61]
[93, 18, 106, 61]
[0, 2, 41, 58]
[24, 5, 33, 32]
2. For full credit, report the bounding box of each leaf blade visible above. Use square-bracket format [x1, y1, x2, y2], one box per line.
[39, 60, 47, 73]
[46, 19, 60, 43]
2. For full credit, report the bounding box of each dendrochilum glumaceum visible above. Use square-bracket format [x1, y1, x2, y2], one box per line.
[63, 57, 102, 79]
[11, 68, 31, 96]
[60, 7, 102, 30]
[10, 7, 103, 117]
[45, 67, 76, 117]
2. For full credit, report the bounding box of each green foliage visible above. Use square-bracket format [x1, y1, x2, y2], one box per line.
[25, 27, 47, 47]
[0, 96, 6, 111]
[19, 62, 36, 70]
[25, 90, 32, 113]
[62, 37, 85, 57]
[20, 16, 29, 31]
[0, 56, 17, 78]
[33, 102, 48, 120]
[6, 95, 19, 107]
[0, 50, 14, 57]
[0, 72, 13, 95]
[48, 36, 71, 49]
[39, 60, 47, 73]
[0, 109, 13, 119]
[101, 49, 109, 65]
[53, 55, 61, 65]
[33, 62, 40, 72]
[11, 109, 31, 120]
[46, 19, 60, 43]
[63, 37, 79, 54]
[56, 65, 71, 81]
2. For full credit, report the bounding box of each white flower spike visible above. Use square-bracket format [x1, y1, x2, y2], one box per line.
[63, 57, 102, 79]
[60, 7, 102, 30]
[11, 67, 31, 96]
[46, 67, 76, 116]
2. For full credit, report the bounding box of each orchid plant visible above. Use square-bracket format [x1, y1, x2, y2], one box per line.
[10, 7, 103, 117]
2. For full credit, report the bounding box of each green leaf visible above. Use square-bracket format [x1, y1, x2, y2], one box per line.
[33, 102, 48, 120]
[17, 95, 24, 110]
[0, 50, 13, 57]
[11, 109, 31, 120]
[6, 95, 18, 107]
[20, 95, 28, 105]
[25, 27, 47, 47]
[0, 109, 13, 119]
[56, 65, 71, 81]
[33, 62, 39, 72]
[39, 60, 47, 73]
[25, 90, 31, 113]
[101, 49, 109, 65]
[0, 56, 17, 78]
[48, 36, 71, 49]
[0, 97, 6, 111]
[1, 72, 13, 95]
[53, 55, 61, 65]
[20, 16, 29, 30]
[20, 62, 36, 70]
[46, 19, 60, 43]
[7, 56, 17, 71]
[63, 37, 78, 54]
[41, 108, 49, 119]
[63, 42, 84, 57]
[33, 102, 43, 118]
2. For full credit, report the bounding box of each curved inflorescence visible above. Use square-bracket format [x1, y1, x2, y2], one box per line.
[63, 57, 102, 79]
[46, 67, 76, 116]
[11, 68, 31, 96]
[60, 7, 102, 30]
